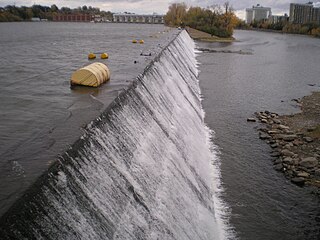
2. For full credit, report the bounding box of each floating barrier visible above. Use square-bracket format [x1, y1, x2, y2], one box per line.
[88, 53, 96, 60]
[100, 53, 109, 59]
[70, 62, 110, 87]
[139, 39, 144, 44]
[132, 39, 137, 43]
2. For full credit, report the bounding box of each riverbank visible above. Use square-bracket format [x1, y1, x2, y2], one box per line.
[243, 27, 320, 39]
[185, 27, 235, 42]
[251, 91, 320, 195]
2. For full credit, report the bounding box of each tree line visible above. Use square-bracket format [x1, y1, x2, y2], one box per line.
[0, 5, 113, 22]
[164, 2, 241, 38]
[243, 19, 320, 38]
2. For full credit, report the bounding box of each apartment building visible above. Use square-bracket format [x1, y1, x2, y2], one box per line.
[289, 2, 320, 24]
[246, 4, 272, 24]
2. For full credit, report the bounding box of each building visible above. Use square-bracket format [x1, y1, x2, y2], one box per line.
[246, 4, 272, 24]
[53, 14, 92, 22]
[31, 17, 41, 21]
[113, 13, 164, 24]
[289, 2, 320, 24]
[270, 14, 289, 24]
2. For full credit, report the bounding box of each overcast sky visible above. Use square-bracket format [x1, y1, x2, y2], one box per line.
[1, 0, 319, 19]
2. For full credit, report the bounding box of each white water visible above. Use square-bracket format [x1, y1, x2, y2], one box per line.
[1, 31, 231, 239]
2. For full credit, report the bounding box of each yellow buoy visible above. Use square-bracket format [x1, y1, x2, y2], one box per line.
[132, 39, 137, 43]
[88, 53, 96, 60]
[139, 39, 144, 44]
[100, 53, 109, 59]
[71, 62, 110, 87]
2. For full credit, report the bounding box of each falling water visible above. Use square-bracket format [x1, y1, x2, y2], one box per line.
[0, 31, 230, 240]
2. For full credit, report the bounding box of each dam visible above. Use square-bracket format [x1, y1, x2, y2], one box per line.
[0, 24, 229, 239]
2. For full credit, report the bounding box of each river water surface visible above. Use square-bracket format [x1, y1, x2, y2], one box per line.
[0, 23, 319, 239]
[0, 22, 177, 216]
[198, 30, 320, 239]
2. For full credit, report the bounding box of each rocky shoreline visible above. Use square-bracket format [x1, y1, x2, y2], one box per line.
[248, 92, 320, 195]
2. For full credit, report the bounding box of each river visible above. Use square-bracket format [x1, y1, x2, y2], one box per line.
[0, 22, 177, 217]
[198, 30, 320, 240]
[0, 23, 319, 239]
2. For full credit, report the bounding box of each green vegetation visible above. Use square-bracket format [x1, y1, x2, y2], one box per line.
[242, 19, 320, 38]
[164, 2, 241, 38]
[0, 5, 113, 22]
[283, 23, 320, 37]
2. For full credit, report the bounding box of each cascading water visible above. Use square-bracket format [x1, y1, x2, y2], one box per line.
[0, 31, 230, 239]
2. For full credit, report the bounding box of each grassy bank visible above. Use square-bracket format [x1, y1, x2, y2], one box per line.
[185, 27, 235, 43]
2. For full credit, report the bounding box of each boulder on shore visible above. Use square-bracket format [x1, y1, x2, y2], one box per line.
[299, 157, 318, 169]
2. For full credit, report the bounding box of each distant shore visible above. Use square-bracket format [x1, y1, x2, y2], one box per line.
[185, 27, 235, 43]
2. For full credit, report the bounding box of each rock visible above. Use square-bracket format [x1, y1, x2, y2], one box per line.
[259, 132, 270, 140]
[284, 130, 295, 134]
[283, 157, 293, 164]
[274, 158, 282, 164]
[307, 126, 316, 132]
[314, 169, 320, 178]
[296, 132, 305, 137]
[278, 124, 290, 130]
[291, 177, 305, 186]
[247, 118, 256, 122]
[284, 142, 294, 149]
[271, 151, 281, 157]
[270, 143, 278, 148]
[293, 158, 299, 165]
[293, 139, 303, 146]
[291, 98, 301, 103]
[297, 171, 310, 178]
[284, 144, 292, 149]
[265, 110, 270, 114]
[261, 119, 268, 124]
[268, 130, 279, 134]
[273, 119, 281, 124]
[282, 135, 298, 141]
[303, 137, 313, 143]
[259, 128, 268, 133]
[299, 157, 318, 168]
[274, 163, 283, 171]
[281, 149, 295, 157]
[275, 134, 284, 140]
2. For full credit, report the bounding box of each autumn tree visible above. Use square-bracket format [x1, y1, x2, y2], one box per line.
[164, 2, 240, 38]
[164, 3, 187, 26]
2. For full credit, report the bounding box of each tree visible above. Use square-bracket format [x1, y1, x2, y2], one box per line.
[51, 4, 59, 12]
[164, 2, 238, 38]
[164, 3, 187, 26]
